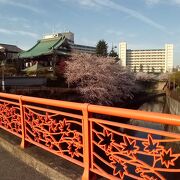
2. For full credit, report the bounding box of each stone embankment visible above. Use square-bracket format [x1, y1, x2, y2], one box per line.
[166, 90, 180, 140]
[166, 90, 180, 115]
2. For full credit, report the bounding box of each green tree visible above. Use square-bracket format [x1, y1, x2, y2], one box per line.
[139, 64, 143, 72]
[147, 65, 149, 73]
[96, 40, 108, 57]
[160, 67, 164, 73]
[109, 46, 118, 57]
[151, 67, 155, 73]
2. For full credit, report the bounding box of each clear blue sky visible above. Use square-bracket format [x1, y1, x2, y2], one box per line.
[0, 0, 180, 65]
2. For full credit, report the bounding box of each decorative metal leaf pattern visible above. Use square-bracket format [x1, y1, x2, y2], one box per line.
[24, 107, 83, 163]
[0, 103, 21, 136]
[92, 122, 180, 180]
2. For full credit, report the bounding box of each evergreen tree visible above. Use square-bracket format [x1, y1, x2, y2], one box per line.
[147, 65, 149, 73]
[139, 64, 143, 72]
[151, 67, 155, 73]
[96, 40, 108, 57]
[109, 46, 118, 57]
[160, 67, 163, 73]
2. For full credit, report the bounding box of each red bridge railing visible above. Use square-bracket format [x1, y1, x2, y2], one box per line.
[0, 92, 179, 180]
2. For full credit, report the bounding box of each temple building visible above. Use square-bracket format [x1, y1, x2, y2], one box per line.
[18, 32, 96, 76]
[0, 43, 22, 62]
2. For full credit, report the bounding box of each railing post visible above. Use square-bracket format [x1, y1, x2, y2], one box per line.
[82, 103, 91, 180]
[19, 95, 26, 149]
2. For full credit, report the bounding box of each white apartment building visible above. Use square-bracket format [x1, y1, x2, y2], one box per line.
[119, 42, 173, 73]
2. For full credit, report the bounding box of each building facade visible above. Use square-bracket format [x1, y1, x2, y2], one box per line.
[0, 43, 22, 62]
[70, 44, 96, 54]
[19, 32, 96, 76]
[43, 32, 96, 54]
[119, 42, 173, 73]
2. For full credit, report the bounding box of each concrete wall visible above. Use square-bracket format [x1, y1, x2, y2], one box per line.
[0, 77, 47, 86]
[166, 95, 180, 151]
[166, 96, 180, 115]
[154, 81, 166, 91]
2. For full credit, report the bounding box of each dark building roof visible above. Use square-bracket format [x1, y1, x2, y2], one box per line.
[0, 43, 22, 53]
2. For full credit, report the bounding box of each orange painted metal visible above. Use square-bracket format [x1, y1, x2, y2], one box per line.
[19, 95, 26, 149]
[0, 92, 179, 180]
[0, 95, 22, 137]
[82, 103, 90, 180]
[88, 105, 180, 126]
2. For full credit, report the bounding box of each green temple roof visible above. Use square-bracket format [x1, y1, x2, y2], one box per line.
[19, 36, 68, 59]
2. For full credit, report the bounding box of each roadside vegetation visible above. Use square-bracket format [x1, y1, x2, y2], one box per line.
[170, 71, 180, 87]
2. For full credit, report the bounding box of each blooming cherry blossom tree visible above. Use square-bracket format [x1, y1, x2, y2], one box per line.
[64, 53, 135, 105]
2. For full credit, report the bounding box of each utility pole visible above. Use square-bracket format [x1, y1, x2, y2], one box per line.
[0, 46, 6, 92]
[1, 60, 5, 92]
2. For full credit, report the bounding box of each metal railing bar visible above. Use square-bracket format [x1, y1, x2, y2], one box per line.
[24, 104, 83, 120]
[88, 105, 180, 126]
[90, 118, 180, 139]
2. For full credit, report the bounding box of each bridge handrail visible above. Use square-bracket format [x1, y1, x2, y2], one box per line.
[0, 92, 180, 180]
[88, 104, 180, 126]
[0, 92, 179, 126]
